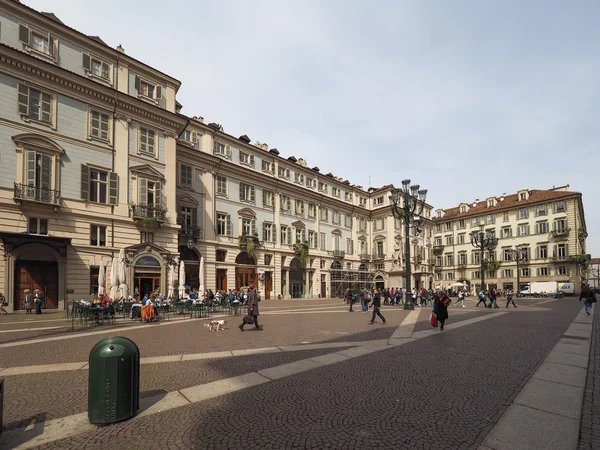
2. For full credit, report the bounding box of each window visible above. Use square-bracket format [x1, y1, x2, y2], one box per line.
[358, 218, 367, 232]
[19, 24, 57, 60]
[83, 54, 110, 81]
[518, 224, 530, 236]
[473, 252, 481, 264]
[435, 237, 442, 246]
[90, 266, 101, 295]
[216, 175, 228, 197]
[319, 207, 328, 222]
[17, 84, 54, 126]
[487, 214, 495, 224]
[558, 266, 567, 275]
[503, 269, 512, 278]
[332, 187, 340, 198]
[139, 179, 161, 207]
[262, 160, 273, 173]
[445, 254, 453, 266]
[332, 211, 340, 225]
[139, 127, 156, 156]
[213, 142, 230, 158]
[538, 245, 548, 259]
[458, 219, 466, 229]
[521, 268, 530, 277]
[554, 200, 566, 213]
[447, 273, 454, 280]
[140, 231, 153, 243]
[309, 231, 317, 248]
[280, 225, 291, 245]
[374, 241, 384, 258]
[539, 267, 549, 276]
[473, 271, 480, 280]
[216, 213, 231, 236]
[319, 232, 326, 250]
[241, 218, 256, 235]
[179, 206, 197, 230]
[263, 189, 274, 208]
[488, 199, 494, 207]
[503, 249, 512, 261]
[280, 195, 291, 213]
[179, 164, 192, 186]
[536, 204, 547, 216]
[395, 218, 402, 230]
[445, 235, 453, 245]
[346, 238, 353, 254]
[471, 217, 480, 227]
[435, 256, 443, 266]
[28, 217, 48, 235]
[81, 165, 118, 205]
[89, 169, 108, 204]
[345, 192, 352, 202]
[359, 197, 367, 207]
[557, 244, 567, 258]
[445, 222, 452, 231]
[216, 250, 227, 262]
[457, 234, 465, 244]
[278, 167, 290, 179]
[294, 172, 304, 185]
[537, 222, 549, 233]
[554, 219, 567, 232]
[318, 182, 328, 193]
[459, 253, 467, 265]
[373, 196, 384, 206]
[518, 208, 528, 219]
[239, 152, 254, 167]
[308, 203, 316, 219]
[263, 222, 274, 242]
[503, 211, 510, 222]
[374, 218, 384, 231]
[296, 228, 306, 244]
[501, 227, 512, 238]
[135, 77, 162, 101]
[344, 214, 351, 228]
[460, 206, 466, 213]
[436, 273, 443, 281]
[239, 183, 255, 204]
[90, 224, 107, 246]
[89, 109, 111, 142]
[295, 199, 305, 216]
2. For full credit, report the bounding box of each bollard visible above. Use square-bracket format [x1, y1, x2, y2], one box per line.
[88, 336, 140, 425]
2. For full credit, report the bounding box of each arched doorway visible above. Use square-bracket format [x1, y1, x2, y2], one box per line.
[235, 252, 256, 289]
[374, 275, 385, 291]
[13, 243, 60, 309]
[289, 257, 305, 298]
[133, 255, 162, 299]
[179, 245, 200, 289]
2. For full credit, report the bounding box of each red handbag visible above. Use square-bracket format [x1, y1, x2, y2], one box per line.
[430, 312, 438, 328]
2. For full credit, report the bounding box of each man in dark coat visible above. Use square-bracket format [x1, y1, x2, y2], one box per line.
[433, 290, 450, 330]
[368, 289, 386, 324]
[239, 285, 262, 331]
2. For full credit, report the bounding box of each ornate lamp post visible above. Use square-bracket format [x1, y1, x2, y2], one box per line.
[508, 247, 528, 296]
[470, 222, 496, 293]
[389, 180, 428, 310]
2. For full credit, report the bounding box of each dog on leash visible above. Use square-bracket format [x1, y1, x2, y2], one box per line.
[204, 320, 228, 331]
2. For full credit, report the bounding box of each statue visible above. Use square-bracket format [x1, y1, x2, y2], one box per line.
[392, 240, 401, 267]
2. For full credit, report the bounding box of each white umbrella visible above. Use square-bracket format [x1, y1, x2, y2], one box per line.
[178, 260, 186, 299]
[118, 249, 128, 300]
[97, 261, 105, 296]
[199, 256, 205, 296]
[109, 257, 119, 300]
[449, 282, 466, 288]
[168, 265, 175, 300]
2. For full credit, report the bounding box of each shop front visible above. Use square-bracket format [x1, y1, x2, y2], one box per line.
[124, 243, 177, 300]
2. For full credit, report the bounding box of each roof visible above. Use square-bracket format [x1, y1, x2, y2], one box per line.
[433, 189, 581, 221]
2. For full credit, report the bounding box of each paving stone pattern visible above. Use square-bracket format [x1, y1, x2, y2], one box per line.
[2, 347, 350, 433]
[578, 301, 600, 450]
[38, 301, 580, 450]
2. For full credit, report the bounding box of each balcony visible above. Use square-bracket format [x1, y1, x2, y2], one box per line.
[333, 250, 345, 259]
[132, 204, 166, 227]
[14, 183, 60, 207]
[550, 254, 569, 262]
[180, 226, 203, 239]
[372, 253, 386, 260]
[551, 228, 570, 239]
[457, 264, 467, 271]
[433, 245, 444, 254]
[487, 238, 499, 248]
[359, 253, 371, 261]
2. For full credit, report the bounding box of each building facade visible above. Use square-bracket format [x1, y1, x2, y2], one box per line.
[0, 1, 435, 308]
[432, 186, 588, 293]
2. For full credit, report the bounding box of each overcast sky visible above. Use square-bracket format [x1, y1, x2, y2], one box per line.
[23, 0, 599, 255]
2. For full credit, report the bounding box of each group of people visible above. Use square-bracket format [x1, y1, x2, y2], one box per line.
[476, 288, 517, 308]
[23, 288, 45, 314]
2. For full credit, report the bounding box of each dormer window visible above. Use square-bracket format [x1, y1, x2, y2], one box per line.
[460, 206, 466, 213]
[134, 76, 162, 103]
[437, 211, 442, 218]
[487, 199, 495, 207]
[83, 54, 111, 83]
[518, 190, 529, 201]
[19, 24, 58, 62]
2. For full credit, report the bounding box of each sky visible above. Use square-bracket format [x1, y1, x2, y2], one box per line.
[23, 0, 600, 255]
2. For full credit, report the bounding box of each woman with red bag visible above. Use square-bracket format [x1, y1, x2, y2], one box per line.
[433, 290, 450, 331]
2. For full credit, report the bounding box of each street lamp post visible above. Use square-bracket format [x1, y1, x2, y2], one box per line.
[509, 247, 528, 296]
[470, 223, 495, 293]
[389, 180, 428, 310]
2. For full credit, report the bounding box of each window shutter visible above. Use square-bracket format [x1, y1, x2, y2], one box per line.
[192, 207, 198, 228]
[239, 183, 244, 201]
[262, 223, 267, 241]
[190, 131, 196, 145]
[81, 164, 89, 200]
[156, 85, 162, 99]
[83, 53, 91, 71]
[26, 151, 35, 186]
[226, 145, 231, 159]
[40, 154, 51, 190]
[134, 75, 140, 91]
[227, 216, 232, 236]
[272, 224, 277, 243]
[156, 181, 163, 207]
[49, 35, 56, 57]
[249, 155, 255, 166]
[17, 84, 29, 116]
[139, 178, 147, 205]
[18, 24, 30, 45]
[527, 225, 530, 235]
[251, 218, 257, 235]
[109, 172, 118, 205]
[250, 186, 255, 203]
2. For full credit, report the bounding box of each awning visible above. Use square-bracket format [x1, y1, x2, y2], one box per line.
[0, 232, 71, 257]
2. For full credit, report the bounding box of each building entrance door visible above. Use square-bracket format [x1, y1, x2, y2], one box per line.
[264, 271, 272, 299]
[216, 269, 227, 291]
[134, 275, 160, 299]
[235, 268, 256, 289]
[14, 261, 58, 309]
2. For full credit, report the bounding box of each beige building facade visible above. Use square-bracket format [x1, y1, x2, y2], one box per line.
[432, 186, 588, 293]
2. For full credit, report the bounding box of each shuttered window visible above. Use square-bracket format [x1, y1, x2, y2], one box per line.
[89, 109, 111, 141]
[139, 127, 156, 156]
[18, 84, 53, 125]
[80, 165, 118, 205]
[83, 53, 110, 81]
[19, 24, 57, 60]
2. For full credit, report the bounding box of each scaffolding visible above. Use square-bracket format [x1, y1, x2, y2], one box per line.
[330, 268, 376, 297]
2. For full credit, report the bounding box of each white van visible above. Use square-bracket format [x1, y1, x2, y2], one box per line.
[557, 283, 575, 295]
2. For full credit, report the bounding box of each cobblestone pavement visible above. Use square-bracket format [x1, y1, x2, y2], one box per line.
[579, 300, 600, 450]
[29, 298, 581, 449]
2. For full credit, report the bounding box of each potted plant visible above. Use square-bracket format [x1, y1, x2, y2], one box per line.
[238, 232, 260, 257]
[293, 240, 309, 266]
[142, 216, 160, 228]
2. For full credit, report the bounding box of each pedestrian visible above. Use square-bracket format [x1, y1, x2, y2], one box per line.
[34, 289, 44, 314]
[433, 290, 450, 331]
[454, 290, 465, 307]
[488, 288, 499, 308]
[580, 284, 597, 315]
[476, 289, 487, 307]
[239, 285, 262, 331]
[24, 289, 33, 314]
[348, 289, 356, 312]
[368, 289, 386, 324]
[361, 289, 369, 313]
[506, 289, 517, 308]
[0, 293, 7, 314]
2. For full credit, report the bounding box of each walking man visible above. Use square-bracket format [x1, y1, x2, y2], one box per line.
[368, 289, 386, 324]
[454, 290, 465, 307]
[476, 289, 487, 307]
[239, 285, 262, 331]
[506, 289, 517, 308]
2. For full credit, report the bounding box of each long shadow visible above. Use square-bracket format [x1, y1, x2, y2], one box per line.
[0, 412, 46, 449]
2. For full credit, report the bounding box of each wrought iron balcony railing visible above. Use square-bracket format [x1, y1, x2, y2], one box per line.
[551, 228, 570, 238]
[14, 182, 60, 205]
[433, 245, 444, 254]
[372, 253, 386, 260]
[132, 204, 166, 222]
[180, 226, 203, 239]
[333, 250, 345, 259]
[359, 253, 371, 261]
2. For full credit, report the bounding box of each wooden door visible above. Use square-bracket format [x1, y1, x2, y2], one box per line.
[14, 262, 58, 309]
[235, 268, 256, 289]
[264, 272, 272, 299]
[216, 269, 227, 291]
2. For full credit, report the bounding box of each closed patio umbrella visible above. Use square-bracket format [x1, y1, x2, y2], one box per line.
[97, 261, 105, 296]
[168, 265, 175, 300]
[178, 261, 186, 299]
[199, 256, 205, 296]
[118, 249, 128, 300]
[109, 257, 119, 300]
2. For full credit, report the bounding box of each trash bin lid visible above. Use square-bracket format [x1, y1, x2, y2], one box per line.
[99, 344, 125, 358]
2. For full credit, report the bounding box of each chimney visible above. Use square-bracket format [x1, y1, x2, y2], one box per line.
[116, 45, 125, 53]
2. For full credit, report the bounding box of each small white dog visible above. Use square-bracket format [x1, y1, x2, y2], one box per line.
[204, 320, 228, 331]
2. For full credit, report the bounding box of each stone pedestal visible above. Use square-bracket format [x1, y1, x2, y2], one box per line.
[388, 270, 405, 289]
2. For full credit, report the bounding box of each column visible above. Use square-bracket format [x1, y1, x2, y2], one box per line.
[304, 270, 310, 298]
[285, 269, 290, 299]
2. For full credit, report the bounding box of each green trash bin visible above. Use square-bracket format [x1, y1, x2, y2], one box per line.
[88, 336, 140, 425]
